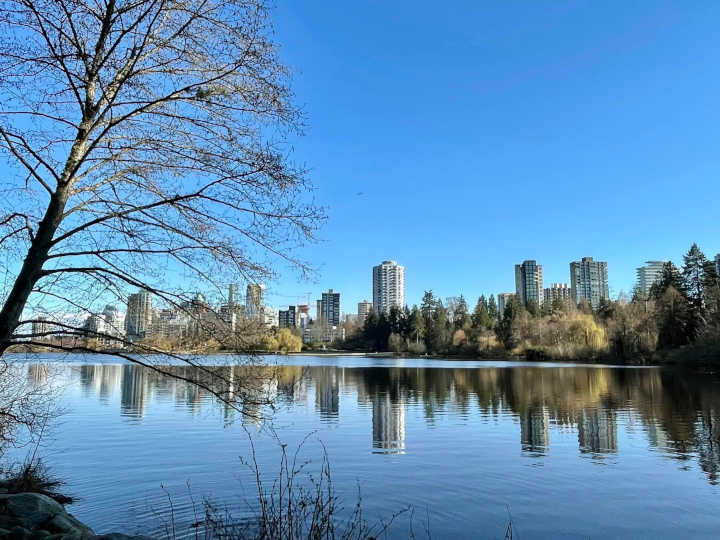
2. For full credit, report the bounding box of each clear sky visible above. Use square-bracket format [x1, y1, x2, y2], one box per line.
[265, 0, 720, 313]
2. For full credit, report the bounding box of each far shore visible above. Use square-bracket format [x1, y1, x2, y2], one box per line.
[9, 344, 719, 366]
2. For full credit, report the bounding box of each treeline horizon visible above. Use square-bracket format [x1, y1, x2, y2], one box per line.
[341, 243, 720, 364]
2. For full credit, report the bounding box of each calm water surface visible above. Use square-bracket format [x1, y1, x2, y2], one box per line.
[8, 354, 720, 539]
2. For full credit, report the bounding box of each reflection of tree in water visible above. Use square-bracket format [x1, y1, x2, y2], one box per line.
[58, 362, 720, 484]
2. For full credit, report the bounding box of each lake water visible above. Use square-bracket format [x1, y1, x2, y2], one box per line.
[6, 354, 720, 539]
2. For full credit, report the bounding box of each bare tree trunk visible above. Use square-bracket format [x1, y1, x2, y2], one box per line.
[0, 189, 69, 353]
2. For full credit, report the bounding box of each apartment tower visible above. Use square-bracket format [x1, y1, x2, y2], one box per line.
[515, 260, 544, 307]
[372, 261, 405, 315]
[636, 261, 666, 295]
[570, 257, 609, 310]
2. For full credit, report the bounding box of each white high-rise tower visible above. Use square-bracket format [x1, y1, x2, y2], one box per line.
[372, 260, 405, 315]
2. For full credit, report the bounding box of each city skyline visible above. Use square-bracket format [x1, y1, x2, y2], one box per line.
[261, 0, 720, 315]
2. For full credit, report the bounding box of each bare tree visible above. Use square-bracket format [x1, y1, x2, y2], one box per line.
[0, 0, 323, 417]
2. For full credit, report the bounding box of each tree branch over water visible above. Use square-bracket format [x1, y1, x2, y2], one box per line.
[0, 0, 324, 425]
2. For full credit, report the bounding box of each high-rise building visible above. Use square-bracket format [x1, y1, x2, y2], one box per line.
[228, 283, 239, 306]
[570, 257, 609, 310]
[278, 306, 297, 328]
[319, 289, 341, 326]
[515, 260, 543, 307]
[32, 316, 52, 340]
[497, 293, 515, 316]
[636, 261, 666, 295]
[372, 260, 405, 315]
[358, 300, 373, 325]
[543, 283, 573, 305]
[715, 254, 720, 276]
[296, 304, 310, 330]
[102, 305, 125, 338]
[125, 290, 153, 340]
[245, 283, 265, 321]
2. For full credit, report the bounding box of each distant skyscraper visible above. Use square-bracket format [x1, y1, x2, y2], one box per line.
[278, 306, 297, 328]
[245, 284, 265, 321]
[358, 300, 373, 325]
[102, 305, 125, 338]
[32, 316, 51, 340]
[297, 304, 310, 320]
[125, 290, 153, 340]
[228, 283, 239, 306]
[372, 260, 405, 315]
[319, 289, 341, 326]
[497, 293, 515, 316]
[570, 257, 609, 310]
[543, 283, 573, 305]
[715, 254, 720, 276]
[515, 260, 543, 307]
[636, 261, 666, 295]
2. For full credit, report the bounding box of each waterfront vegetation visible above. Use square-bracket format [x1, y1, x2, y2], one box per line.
[343, 243, 720, 365]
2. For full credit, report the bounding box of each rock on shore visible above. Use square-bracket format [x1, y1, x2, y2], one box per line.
[0, 492, 156, 540]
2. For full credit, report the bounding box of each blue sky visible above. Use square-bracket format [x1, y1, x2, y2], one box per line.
[266, 0, 720, 312]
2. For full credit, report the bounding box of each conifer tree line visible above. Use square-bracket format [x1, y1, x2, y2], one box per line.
[344, 243, 720, 362]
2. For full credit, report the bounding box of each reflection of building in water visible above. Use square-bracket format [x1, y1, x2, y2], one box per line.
[314, 367, 340, 420]
[79, 364, 123, 401]
[645, 421, 669, 450]
[372, 392, 406, 454]
[520, 407, 550, 454]
[121, 365, 149, 419]
[27, 364, 48, 386]
[240, 376, 278, 426]
[578, 407, 617, 454]
[695, 414, 720, 485]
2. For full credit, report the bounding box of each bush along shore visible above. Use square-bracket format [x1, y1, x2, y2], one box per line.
[0, 488, 155, 540]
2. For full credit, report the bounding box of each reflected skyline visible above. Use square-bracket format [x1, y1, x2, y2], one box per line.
[38, 362, 720, 485]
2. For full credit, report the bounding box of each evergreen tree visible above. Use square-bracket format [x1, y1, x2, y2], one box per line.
[550, 297, 565, 315]
[650, 262, 685, 299]
[526, 299, 540, 318]
[407, 305, 425, 345]
[401, 305, 412, 340]
[597, 298, 616, 321]
[388, 305, 404, 336]
[376, 311, 392, 351]
[495, 296, 525, 350]
[471, 296, 493, 330]
[488, 294, 498, 322]
[454, 295, 470, 330]
[656, 286, 693, 349]
[682, 243, 713, 314]
[362, 309, 378, 349]
[431, 301, 451, 354]
[420, 290, 438, 320]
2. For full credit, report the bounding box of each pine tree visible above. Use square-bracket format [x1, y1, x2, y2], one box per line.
[682, 243, 712, 313]
[407, 305, 425, 345]
[488, 294, 498, 322]
[650, 262, 685, 299]
[454, 295, 470, 330]
[656, 286, 693, 349]
[526, 299, 540, 317]
[472, 296, 493, 330]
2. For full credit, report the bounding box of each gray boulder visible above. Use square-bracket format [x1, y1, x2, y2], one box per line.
[44, 513, 94, 536]
[5, 493, 66, 530]
[0, 525, 32, 539]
